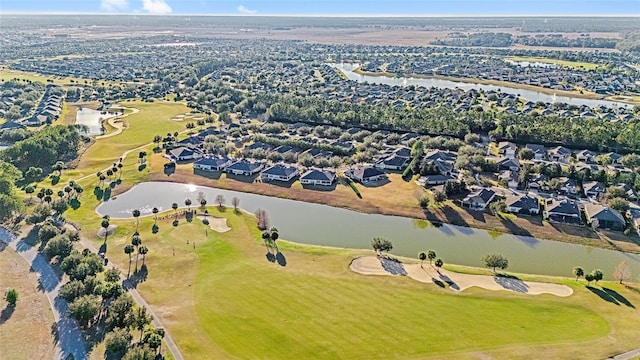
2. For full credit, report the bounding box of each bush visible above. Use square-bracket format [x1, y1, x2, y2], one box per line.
[27, 204, 52, 224]
[419, 196, 430, 208]
[433, 190, 447, 203]
[4, 288, 18, 305]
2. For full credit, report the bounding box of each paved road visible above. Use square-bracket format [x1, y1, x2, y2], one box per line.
[608, 348, 640, 360]
[70, 225, 184, 360]
[0, 226, 87, 360]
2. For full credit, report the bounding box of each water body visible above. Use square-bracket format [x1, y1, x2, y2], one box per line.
[75, 108, 115, 136]
[331, 63, 630, 109]
[97, 181, 640, 280]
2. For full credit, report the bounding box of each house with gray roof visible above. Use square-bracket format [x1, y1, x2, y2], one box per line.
[583, 181, 606, 199]
[505, 194, 540, 215]
[168, 147, 203, 162]
[548, 146, 572, 162]
[497, 141, 517, 158]
[193, 156, 232, 171]
[544, 199, 581, 225]
[300, 169, 336, 186]
[374, 154, 410, 171]
[584, 204, 626, 231]
[261, 163, 299, 182]
[346, 166, 387, 183]
[462, 188, 496, 210]
[226, 159, 265, 176]
[525, 144, 547, 161]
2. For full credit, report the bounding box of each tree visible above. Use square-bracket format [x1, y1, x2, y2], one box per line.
[517, 148, 535, 160]
[489, 200, 507, 216]
[4, 288, 18, 305]
[585, 273, 595, 285]
[419, 195, 430, 208]
[435, 258, 444, 271]
[133, 307, 152, 341]
[25, 185, 35, 203]
[591, 269, 604, 284]
[418, 252, 427, 268]
[613, 261, 631, 284]
[131, 234, 142, 272]
[152, 207, 158, 225]
[185, 198, 192, 212]
[101, 218, 110, 243]
[52, 161, 64, 176]
[215, 194, 225, 209]
[608, 197, 629, 213]
[105, 327, 132, 356]
[106, 295, 135, 330]
[172, 202, 178, 219]
[255, 209, 269, 230]
[200, 198, 207, 210]
[232, 196, 240, 211]
[132, 209, 141, 231]
[38, 222, 60, 244]
[124, 244, 135, 278]
[105, 268, 121, 283]
[371, 237, 393, 255]
[143, 329, 163, 355]
[573, 266, 584, 282]
[481, 253, 509, 272]
[123, 345, 155, 360]
[44, 235, 73, 260]
[60, 280, 86, 302]
[433, 190, 447, 203]
[68, 294, 100, 327]
[427, 250, 437, 265]
[138, 246, 148, 266]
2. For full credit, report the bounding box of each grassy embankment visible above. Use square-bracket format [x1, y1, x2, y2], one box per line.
[505, 56, 601, 71]
[0, 246, 56, 360]
[76, 205, 640, 359]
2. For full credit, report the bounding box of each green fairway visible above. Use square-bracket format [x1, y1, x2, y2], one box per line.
[86, 207, 640, 360]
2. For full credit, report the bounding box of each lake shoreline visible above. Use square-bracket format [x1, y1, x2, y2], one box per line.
[119, 169, 640, 255]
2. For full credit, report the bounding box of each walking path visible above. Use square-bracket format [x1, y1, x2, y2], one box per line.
[68, 224, 184, 360]
[0, 226, 87, 360]
[608, 348, 640, 360]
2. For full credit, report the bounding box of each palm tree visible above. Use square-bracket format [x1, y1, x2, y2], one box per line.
[185, 198, 192, 212]
[427, 250, 437, 266]
[138, 246, 148, 266]
[96, 171, 103, 186]
[172, 202, 178, 219]
[132, 209, 141, 231]
[106, 169, 113, 183]
[25, 185, 34, 204]
[419, 252, 427, 268]
[131, 234, 142, 272]
[117, 163, 123, 179]
[200, 198, 207, 210]
[270, 227, 279, 250]
[573, 266, 584, 282]
[101, 218, 110, 243]
[152, 207, 159, 225]
[124, 244, 135, 277]
[435, 258, 444, 272]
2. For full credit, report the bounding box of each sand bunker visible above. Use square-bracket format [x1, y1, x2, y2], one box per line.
[197, 215, 231, 233]
[350, 256, 572, 297]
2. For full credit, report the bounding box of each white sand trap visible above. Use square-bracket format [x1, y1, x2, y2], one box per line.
[197, 215, 231, 233]
[350, 256, 572, 297]
[96, 225, 118, 238]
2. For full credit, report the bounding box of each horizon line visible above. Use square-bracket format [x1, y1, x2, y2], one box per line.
[1, 12, 639, 17]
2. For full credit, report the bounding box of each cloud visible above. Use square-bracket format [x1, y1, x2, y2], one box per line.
[142, 0, 172, 14]
[237, 5, 257, 14]
[101, 0, 128, 11]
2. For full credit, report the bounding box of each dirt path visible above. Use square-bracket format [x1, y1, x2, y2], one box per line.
[350, 255, 573, 297]
[0, 226, 87, 360]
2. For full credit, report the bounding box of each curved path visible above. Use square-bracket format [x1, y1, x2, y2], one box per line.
[351, 256, 573, 297]
[66, 226, 185, 360]
[0, 226, 87, 360]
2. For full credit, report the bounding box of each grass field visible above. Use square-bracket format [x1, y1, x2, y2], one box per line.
[0, 246, 56, 360]
[77, 208, 640, 359]
[505, 56, 602, 71]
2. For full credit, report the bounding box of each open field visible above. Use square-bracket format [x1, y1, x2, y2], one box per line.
[69, 206, 640, 359]
[505, 56, 602, 70]
[0, 245, 56, 360]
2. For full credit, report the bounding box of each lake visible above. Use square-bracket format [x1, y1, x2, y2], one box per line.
[75, 107, 116, 136]
[331, 63, 630, 109]
[96, 181, 640, 280]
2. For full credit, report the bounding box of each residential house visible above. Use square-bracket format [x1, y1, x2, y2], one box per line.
[301, 148, 333, 159]
[226, 159, 265, 176]
[548, 146, 572, 162]
[346, 166, 387, 183]
[168, 147, 203, 162]
[193, 156, 232, 171]
[614, 183, 639, 201]
[300, 169, 336, 186]
[525, 144, 547, 161]
[261, 163, 300, 182]
[400, 132, 421, 146]
[505, 194, 540, 215]
[557, 177, 579, 195]
[374, 154, 410, 171]
[421, 174, 454, 186]
[528, 173, 549, 190]
[423, 149, 459, 177]
[603, 152, 623, 164]
[497, 157, 520, 172]
[544, 199, 581, 225]
[583, 204, 626, 231]
[583, 181, 606, 199]
[461, 188, 496, 210]
[497, 141, 517, 158]
[576, 149, 596, 163]
[630, 209, 640, 236]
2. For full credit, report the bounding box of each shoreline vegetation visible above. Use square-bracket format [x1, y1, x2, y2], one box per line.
[350, 67, 639, 105]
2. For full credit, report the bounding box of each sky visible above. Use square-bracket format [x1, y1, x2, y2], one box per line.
[0, 0, 638, 15]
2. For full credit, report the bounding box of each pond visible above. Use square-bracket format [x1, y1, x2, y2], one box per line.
[75, 107, 117, 136]
[331, 63, 630, 109]
[96, 181, 640, 280]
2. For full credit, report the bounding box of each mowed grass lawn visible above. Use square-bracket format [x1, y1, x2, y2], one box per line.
[90, 208, 640, 360]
